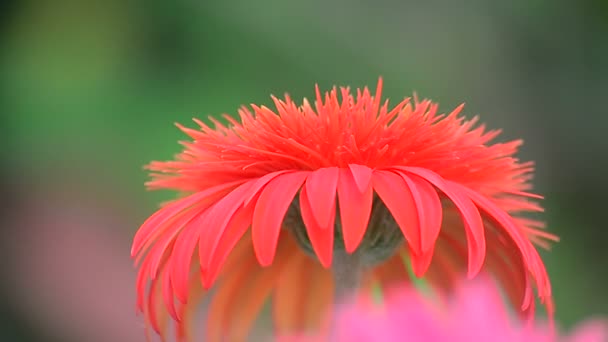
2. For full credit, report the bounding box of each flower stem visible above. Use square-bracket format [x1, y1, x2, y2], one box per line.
[332, 250, 363, 302]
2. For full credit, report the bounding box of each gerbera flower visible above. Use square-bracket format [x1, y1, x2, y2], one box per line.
[280, 279, 606, 342]
[131, 79, 557, 341]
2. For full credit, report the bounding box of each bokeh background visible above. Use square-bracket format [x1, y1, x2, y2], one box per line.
[1, 0, 607, 341]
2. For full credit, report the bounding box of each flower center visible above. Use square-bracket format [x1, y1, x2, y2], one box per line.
[284, 196, 404, 267]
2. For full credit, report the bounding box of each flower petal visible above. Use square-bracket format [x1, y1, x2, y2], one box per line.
[397, 171, 443, 254]
[348, 164, 373, 193]
[132, 180, 243, 258]
[372, 170, 422, 255]
[300, 185, 335, 267]
[337, 167, 373, 252]
[202, 203, 255, 288]
[305, 167, 339, 229]
[169, 211, 208, 303]
[252, 171, 308, 266]
[400, 166, 486, 277]
[198, 181, 254, 273]
[453, 183, 550, 298]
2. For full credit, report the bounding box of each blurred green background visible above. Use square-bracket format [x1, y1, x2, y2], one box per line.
[1, 0, 607, 341]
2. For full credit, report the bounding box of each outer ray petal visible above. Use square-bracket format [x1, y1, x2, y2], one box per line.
[252, 171, 309, 266]
[300, 185, 336, 267]
[305, 167, 340, 229]
[202, 202, 255, 288]
[371, 170, 422, 255]
[399, 166, 486, 277]
[337, 167, 373, 252]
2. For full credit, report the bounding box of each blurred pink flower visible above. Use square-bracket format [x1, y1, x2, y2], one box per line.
[282, 279, 606, 342]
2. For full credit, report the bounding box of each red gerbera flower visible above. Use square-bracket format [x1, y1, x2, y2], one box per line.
[131, 79, 557, 341]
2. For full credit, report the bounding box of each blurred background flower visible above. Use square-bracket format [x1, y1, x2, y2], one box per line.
[0, 0, 607, 341]
[282, 279, 607, 342]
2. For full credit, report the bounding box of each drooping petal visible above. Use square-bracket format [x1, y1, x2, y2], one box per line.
[132, 180, 244, 258]
[348, 164, 373, 193]
[337, 167, 373, 252]
[198, 181, 254, 274]
[372, 170, 422, 255]
[453, 183, 551, 303]
[396, 171, 443, 254]
[169, 211, 209, 303]
[202, 202, 255, 288]
[161, 266, 178, 321]
[300, 185, 336, 267]
[400, 166, 486, 277]
[252, 171, 308, 266]
[305, 167, 339, 229]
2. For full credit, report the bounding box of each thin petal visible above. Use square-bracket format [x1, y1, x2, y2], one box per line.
[337, 167, 373, 252]
[400, 166, 486, 277]
[300, 186, 335, 267]
[252, 171, 308, 266]
[305, 167, 340, 229]
[372, 170, 422, 255]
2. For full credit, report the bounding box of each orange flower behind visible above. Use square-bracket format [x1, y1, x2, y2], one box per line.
[131, 79, 558, 341]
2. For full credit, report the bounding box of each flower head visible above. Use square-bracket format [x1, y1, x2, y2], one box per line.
[131, 79, 557, 340]
[282, 279, 606, 342]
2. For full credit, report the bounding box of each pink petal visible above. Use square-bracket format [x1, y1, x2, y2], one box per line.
[300, 186, 335, 267]
[372, 170, 422, 255]
[337, 167, 373, 252]
[252, 171, 309, 266]
[304, 167, 340, 229]
[399, 166, 486, 277]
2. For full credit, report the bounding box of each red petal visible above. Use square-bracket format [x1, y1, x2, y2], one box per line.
[397, 171, 443, 254]
[148, 207, 202, 279]
[252, 171, 308, 266]
[409, 244, 436, 277]
[132, 180, 243, 257]
[300, 186, 335, 267]
[243, 170, 291, 206]
[453, 183, 548, 293]
[400, 166, 486, 277]
[162, 267, 178, 321]
[337, 167, 373, 252]
[202, 203, 255, 288]
[372, 170, 422, 255]
[348, 164, 373, 193]
[198, 181, 254, 274]
[305, 167, 339, 229]
[169, 211, 208, 303]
